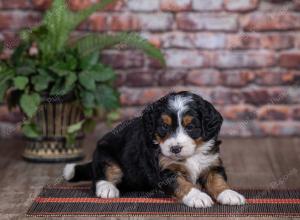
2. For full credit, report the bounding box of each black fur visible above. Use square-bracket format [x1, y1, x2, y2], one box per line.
[68, 91, 224, 195]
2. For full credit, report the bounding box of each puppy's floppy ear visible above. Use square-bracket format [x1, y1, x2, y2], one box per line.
[142, 93, 173, 145]
[193, 95, 223, 141]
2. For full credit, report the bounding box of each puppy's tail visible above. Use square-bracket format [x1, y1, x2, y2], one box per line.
[63, 162, 93, 182]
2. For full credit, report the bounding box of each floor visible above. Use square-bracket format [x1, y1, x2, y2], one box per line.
[0, 126, 299, 220]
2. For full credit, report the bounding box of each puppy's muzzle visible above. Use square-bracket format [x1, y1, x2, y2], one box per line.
[170, 145, 183, 154]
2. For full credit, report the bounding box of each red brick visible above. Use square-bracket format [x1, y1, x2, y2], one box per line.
[0, 14, 13, 30]
[215, 51, 276, 69]
[241, 12, 300, 31]
[138, 13, 173, 31]
[222, 104, 257, 120]
[159, 70, 186, 86]
[226, 34, 293, 50]
[0, 0, 32, 9]
[186, 70, 221, 86]
[225, 0, 258, 12]
[258, 122, 300, 136]
[292, 106, 300, 120]
[78, 14, 107, 31]
[124, 70, 159, 87]
[221, 70, 255, 87]
[110, 14, 140, 31]
[32, 0, 52, 10]
[220, 121, 260, 137]
[192, 0, 223, 11]
[0, 12, 41, 30]
[161, 0, 192, 12]
[165, 50, 210, 68]
[243, 88, 290, 105]
[293, 0, 300, 10]
[279, 52, 300, 68]
[161, 32, 225, 49]
[257, 105, 290, 120]
[101, 51, 144, 69]
[69, 0, 124, 11]
[211, 88, 244, 105]
[127, 0, 159, 11]
[120, 88, 170, 106]
[119, 107, 143, 120]
[177, 13, 238, 31]
[255, 70, 300, 86]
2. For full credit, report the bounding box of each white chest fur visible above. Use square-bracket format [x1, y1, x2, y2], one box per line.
[185, 150, 219, 184]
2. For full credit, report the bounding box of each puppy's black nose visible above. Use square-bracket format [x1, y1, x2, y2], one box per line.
[170, 145, 182, 154]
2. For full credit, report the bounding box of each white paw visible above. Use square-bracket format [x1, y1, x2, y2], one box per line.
[96, 181, 120, 198]
[63, 163, 76, 181]
[217, 189, 246, 205]
[182, 188, 214, 208]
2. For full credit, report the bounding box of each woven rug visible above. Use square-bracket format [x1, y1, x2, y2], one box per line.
[27, 184, 300, 217]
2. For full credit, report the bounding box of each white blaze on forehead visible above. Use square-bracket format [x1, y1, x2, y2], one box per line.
[168, 95, 193, 115]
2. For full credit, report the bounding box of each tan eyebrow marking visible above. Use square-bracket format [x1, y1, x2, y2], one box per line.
[162, 114, 172, 125]
[182, 115, 194, 127]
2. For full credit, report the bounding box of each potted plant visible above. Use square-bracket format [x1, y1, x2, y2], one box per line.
[0, 0, 165, 162]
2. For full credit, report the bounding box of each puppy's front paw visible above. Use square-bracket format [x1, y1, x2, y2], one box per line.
[182, 188, 214, 208]
[96, 181, 120, 198]
[217, 189, 246, 205]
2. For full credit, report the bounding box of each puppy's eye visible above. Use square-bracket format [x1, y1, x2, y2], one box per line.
[161, 123, 170, 131]
[186, 124, 195, 131]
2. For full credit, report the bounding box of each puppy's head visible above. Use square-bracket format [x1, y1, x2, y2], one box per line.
[142, 91, 223, 160]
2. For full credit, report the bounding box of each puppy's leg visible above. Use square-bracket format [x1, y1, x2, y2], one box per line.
[204, 168, 245, 205]
[93, 161, 123, 198]
[159, 169, 213, 208]
[92, 146, 123, 198]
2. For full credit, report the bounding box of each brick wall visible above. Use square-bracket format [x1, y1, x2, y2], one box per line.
[1, 0, 300, 138]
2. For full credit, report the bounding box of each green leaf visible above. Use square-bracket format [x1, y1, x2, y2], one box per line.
[49, 62, 73, 76]
[32, 69, 54, 92]
[80, 90, 95, 108]
[82, 118, 96, 133]
[79, 72, 96, 91]
[13, 76, 28, 90]
[0, 81, 10, 103]
[21, 122, 41, 138]
[94, 67, 115, 82]
[20, 93, 41, 118]
[67, 121, 84, 133]
[75, 33, 166, 66]
[50, 79, 63, 95]
[11, 43, 28, 65]
[83, 107, 94, 117]
[16, 66, 36, 75]
[95, 85, 119, 110]
[80, 52, 99, 70]
[62, 72, 77, 94]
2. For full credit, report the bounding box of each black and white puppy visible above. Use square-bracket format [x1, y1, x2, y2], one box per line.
[63, 91, 245, 208]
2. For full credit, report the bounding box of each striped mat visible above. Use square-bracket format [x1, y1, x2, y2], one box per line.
[27, 184, 300, 217]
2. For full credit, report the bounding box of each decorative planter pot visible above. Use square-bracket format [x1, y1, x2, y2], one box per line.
[22, 95, 84, 162]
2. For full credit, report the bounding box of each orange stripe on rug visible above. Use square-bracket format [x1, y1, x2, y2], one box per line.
[34, 197, 300, 204]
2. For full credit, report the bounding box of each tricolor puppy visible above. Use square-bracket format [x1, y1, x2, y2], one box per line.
[63, 91, 245, 208]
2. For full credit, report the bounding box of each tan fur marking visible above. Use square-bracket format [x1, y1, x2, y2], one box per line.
[159, 155, 196, 199]
[105, 163, 123, 184]
[182, 115, 193, 127]
[205, 172, 229, 199]
[155, 133, 170, 144]
[195, 137, 204, 146]
[175, 176, 194, 199]
[162, 114, 172, 125]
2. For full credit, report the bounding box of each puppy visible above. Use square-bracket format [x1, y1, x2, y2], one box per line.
[63, 91, 245, 208]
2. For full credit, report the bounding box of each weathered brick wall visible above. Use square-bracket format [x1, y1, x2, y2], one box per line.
[1, 0, 300, 138]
